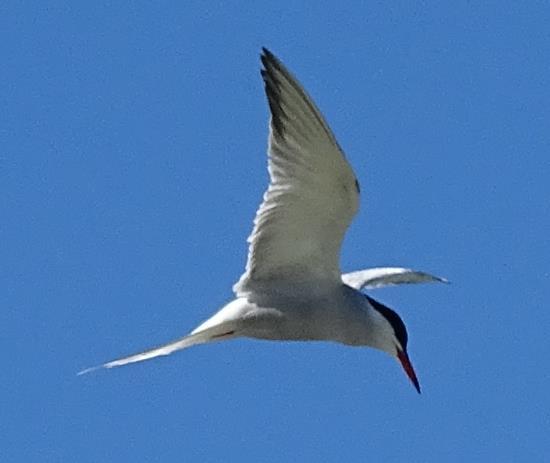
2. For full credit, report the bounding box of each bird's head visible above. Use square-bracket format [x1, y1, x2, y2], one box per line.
[365, 296, 421, 394]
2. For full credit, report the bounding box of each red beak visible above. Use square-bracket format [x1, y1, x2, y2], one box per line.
[397, 350, 421, 394]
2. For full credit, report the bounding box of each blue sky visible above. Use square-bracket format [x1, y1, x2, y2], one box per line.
[3, 2, 550, 462]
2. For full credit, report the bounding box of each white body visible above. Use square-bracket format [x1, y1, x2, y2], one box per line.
[193, 283, 388, 347]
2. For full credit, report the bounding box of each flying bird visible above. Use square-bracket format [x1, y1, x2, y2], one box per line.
[80, 48, 447, 393]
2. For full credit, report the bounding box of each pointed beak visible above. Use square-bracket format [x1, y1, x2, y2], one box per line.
[397, 349, 421, 394]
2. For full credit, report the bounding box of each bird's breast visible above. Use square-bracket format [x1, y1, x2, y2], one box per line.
[240, 289, 365, 343]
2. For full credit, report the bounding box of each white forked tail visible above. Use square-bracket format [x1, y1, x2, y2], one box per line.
[78, 326, 237, 375]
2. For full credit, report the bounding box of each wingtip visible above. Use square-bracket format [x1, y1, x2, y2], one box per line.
[260, 47, 269, 66]
[418, 271, 449, 285]
[259, 48, 272, 80]
[260, 47, 280, 71]
[260, 46, 273, 59]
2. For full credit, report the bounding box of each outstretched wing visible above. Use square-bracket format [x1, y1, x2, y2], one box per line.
[342, 267, 449, 290]
[234, 48, 360, 295]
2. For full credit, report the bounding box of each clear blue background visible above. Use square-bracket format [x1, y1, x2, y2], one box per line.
[3, 2, 549, 462]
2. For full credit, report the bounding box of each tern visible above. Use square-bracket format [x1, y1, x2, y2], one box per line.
[80, 48, 447, 393]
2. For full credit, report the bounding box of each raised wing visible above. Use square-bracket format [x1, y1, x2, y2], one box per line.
[234, 48, 360, 295]
[342, 267, 448, 290]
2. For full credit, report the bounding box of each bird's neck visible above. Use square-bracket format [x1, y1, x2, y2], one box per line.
[337, 286, 395, 354]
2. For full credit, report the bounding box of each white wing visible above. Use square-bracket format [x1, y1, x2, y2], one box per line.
[234, 48, 360, 295]
[342, 267, 449, 290]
